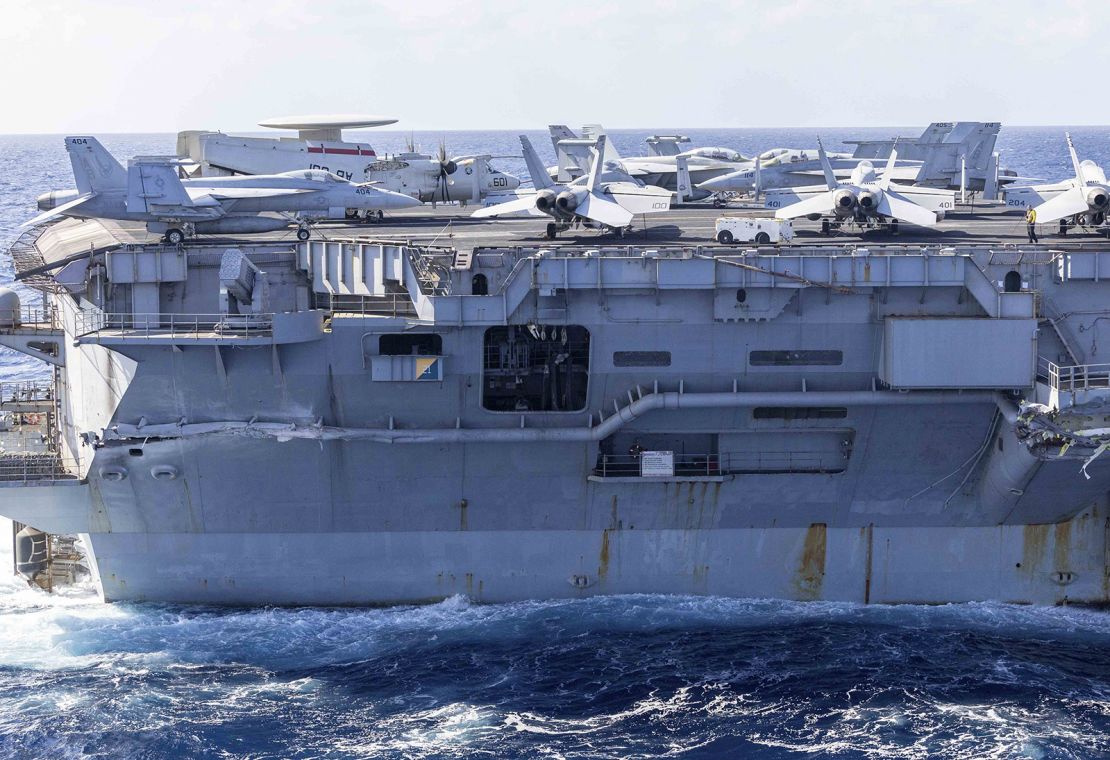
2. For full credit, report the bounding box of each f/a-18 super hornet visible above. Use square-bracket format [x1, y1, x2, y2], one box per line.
[765, 138, 956, 233]
[28, 136, 420, 242]
[547, 125, 750, 201]
[700, 122, 1013, 200]
[472, 134, 672, 238]
[178, 115, 520, 208]
[1003, 134, 1110, 231]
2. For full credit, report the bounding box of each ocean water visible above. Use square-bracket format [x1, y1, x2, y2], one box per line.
[1, 128, 1110, 759]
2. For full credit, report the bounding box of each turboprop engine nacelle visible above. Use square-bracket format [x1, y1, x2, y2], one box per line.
[555, 190, 583, 212]
[535, 189, 558, 213]
[1087, 187, 1109, 211]
[832, 188, 858, 215]
[857, 189, 883, 212]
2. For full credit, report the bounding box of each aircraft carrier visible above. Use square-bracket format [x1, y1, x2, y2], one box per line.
[3, 203, 1110, 606]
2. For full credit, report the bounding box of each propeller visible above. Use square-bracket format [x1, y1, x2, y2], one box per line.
[432, 139, 458, 205]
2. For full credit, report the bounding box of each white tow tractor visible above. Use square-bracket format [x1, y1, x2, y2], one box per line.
[714, 216, 793, 245]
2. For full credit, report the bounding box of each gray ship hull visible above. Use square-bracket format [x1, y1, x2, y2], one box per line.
[4, 208, 1110, 606]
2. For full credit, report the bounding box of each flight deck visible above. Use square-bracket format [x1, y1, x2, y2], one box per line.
[15, 202, 1110, 282]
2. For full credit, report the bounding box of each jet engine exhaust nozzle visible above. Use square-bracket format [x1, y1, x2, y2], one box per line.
[1087, 189, 1109, 210]
[535, 190, 557, 213]
[857, 190, 882, 211]
[555, 191, 580, 212]
[833, 189, 857, 213]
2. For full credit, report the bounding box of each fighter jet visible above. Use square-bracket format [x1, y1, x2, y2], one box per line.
[472, 134, 672, 239]
[27, 136, 420, 242]
[547, 125, 750, 201]
[1002, 134, 1109, 229]
[700, 123, 1014, 199]
[178, 115, 520, 207]
[765, 138, 956, 232]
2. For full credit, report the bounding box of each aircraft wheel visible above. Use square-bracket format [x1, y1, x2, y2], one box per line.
[1059, 219, 1068, 236]
[377, 209, 385, 221]
[754, 232, 770, 244]
[820, 220, 830, 235]
[717, 230, 734, 244]
[345, 208, 359, 219]
[165, 228, 185, 245]
[546, 222, 558, 240]
[713, 198, 724, 209]
[296, 227, 311, 241]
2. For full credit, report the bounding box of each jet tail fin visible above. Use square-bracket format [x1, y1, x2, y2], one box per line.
[65, 137, 127, 194]
[675, 154, 692, 203]
[817, 137, 837, 190]
[586, 136, 606, 193]
[879, 141, 899, 191]
[1066, 133, 1087, 187]
[520, 135, 554, 191]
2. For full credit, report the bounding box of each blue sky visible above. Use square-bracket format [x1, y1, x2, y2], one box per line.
[2, 0, 1100, 133]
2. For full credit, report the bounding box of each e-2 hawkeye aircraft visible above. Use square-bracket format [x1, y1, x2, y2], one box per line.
[1002, 133, 1110, 232]
[28, 136, 420, 242]
[178, 115, 520, 208]
[765, 138, 956, 233]
[472, 134, 672, 239]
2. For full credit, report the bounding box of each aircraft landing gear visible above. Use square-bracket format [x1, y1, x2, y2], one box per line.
[296, 226, 311, 241]
[820, 219, 831, 235]
[164, 228, 185, 245]
[1060, 218, 1070, 236]
[890, 218, 900, 235]
[546, 222, 558, 240]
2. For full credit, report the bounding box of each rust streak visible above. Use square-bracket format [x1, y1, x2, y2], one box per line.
[795, 523, 827, 601]
[598, 530, 611, 581]
[1021, 524, 1049, 575]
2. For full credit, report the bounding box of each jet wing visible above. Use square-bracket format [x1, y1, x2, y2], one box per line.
[188, 187, 315, 201]
[1032, 188, 1090, 224]
[577, 194, 634, 228]
[18, 192, 96, 228]
[878, 191, 938, 227]
[774, 191, 835, 220]
[471, 194, 543, 218]
[606, 183, 672, 215]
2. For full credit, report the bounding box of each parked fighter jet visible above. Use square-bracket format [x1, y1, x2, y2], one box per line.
[700, 123, 1013, 199]
[547, 125, 749, 201]
[1002, 134, 1109, 229]
[766, 138, 956, 232]
[27, 136, 420, 242]
[178, 115, 520, 207]
[472, 135, 672, 239]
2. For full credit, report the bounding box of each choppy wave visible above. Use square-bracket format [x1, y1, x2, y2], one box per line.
[0, 586, 1108, 759]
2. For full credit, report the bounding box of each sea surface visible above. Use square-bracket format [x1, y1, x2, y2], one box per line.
[1, 128, 1110, 759]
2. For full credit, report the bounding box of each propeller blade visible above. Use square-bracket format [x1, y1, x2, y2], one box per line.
[1031, 187, 1091, 224]
[877, 190, 938, 228]
[578, 193, 633, 228]
[774, 191, 836, 220]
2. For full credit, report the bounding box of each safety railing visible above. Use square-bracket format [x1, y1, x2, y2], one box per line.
[0, 305, 59, 332]
[0, 454, 79, 483]
[74, 311, 274, 341]
[0, 381, 54, 406]
[315, 292, 416, 318]
[1039, 358, 1110, 393]
[593, 450, 844, 477]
